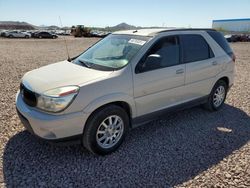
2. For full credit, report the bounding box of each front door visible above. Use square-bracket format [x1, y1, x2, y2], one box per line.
[133, 36, 185, 117]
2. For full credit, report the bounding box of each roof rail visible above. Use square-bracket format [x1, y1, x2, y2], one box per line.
[158, 28, 216, 33]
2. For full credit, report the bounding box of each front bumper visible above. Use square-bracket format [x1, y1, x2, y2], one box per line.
[16, 91, 89, 141]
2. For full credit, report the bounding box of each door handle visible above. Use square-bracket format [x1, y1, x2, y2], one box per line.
[176, 69, 184, 74]
[212, 61, 218, 65]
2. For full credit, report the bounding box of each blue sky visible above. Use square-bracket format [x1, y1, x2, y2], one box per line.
[0, 0, 249, 27]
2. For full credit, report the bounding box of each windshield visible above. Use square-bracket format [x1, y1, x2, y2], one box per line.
[74, 34, 150, 71]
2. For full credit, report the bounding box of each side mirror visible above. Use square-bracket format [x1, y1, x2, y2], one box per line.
[140, 54, 162, 72]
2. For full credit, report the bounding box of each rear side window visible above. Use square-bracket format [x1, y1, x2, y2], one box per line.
[180, 35, 214, 63]
[207, 31, 233, 55]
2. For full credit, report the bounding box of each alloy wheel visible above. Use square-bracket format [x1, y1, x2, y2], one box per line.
[213, 86, 226, 107]
[96, 115, 124, 149]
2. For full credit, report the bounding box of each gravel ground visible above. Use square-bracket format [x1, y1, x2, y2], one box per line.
[0, 37, 249, 187]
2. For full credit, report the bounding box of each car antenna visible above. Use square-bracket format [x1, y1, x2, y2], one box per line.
[59, 16, 71, 62]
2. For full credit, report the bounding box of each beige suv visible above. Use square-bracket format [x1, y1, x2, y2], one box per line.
[16, 28, 235, 155]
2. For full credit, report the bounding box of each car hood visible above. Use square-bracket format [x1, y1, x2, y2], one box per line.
[22, 60, 113, 93]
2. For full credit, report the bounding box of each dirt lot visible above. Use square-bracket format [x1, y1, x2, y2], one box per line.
[0, 37, 249, 187]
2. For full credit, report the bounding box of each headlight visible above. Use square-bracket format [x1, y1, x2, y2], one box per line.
[37, 86, 79, 113]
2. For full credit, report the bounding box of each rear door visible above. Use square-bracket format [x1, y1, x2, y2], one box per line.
[41, 32, 46, 38]
[12, 31, 18, 37]
[18, 32, 25, 37]
[41, 32, 48, 38]
[133, 36, 185, 116]
[15, 32, 21, 37]
[180, 34, 218, 100]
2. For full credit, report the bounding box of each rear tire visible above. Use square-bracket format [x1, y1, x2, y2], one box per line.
[82, 105, 129, 155]
[203, 80, 228, 111]
[39, 36, 42, 39]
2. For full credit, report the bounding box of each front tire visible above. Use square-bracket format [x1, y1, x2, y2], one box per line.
[204, 80, 228, 111]
[82, 105, 129, 155]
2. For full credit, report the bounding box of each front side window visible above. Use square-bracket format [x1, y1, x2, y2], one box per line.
[180, 34, 214, 63]
[136, 36, 180, 73]
[74, 34, 150, 71]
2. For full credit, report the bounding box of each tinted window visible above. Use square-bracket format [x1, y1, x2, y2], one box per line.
[180, 35, 213, 63]
[138, 36, 180, 72]
[207, 31, 233, 55]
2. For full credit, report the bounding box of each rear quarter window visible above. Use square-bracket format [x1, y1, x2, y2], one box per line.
[207, 31, 233, 55]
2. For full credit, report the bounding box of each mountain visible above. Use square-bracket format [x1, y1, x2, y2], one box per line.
[107, 23, 137, 31]
[0, 21, 163, 31]
[0, 21, 66, 30]
[0, 21, 36, 30]
[39, 25, 61, 30]
[105, 22, 164, 31]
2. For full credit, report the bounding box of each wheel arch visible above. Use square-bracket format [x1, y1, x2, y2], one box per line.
[83, 100, 134, 133]
[83, 92, 136, 116]
[89, 101, 132, 120]
[218, 76, 229, 87]
[210, 76, 230, 94]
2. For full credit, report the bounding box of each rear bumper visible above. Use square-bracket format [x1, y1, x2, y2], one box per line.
[16, 91, 89, 142]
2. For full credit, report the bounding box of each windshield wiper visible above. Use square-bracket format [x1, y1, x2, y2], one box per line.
[78, 59, 92, 68]
[77, 59, 116, 71]
[96, 56, 122, 61]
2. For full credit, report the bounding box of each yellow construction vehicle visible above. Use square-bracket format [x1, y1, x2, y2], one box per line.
[71, 25, 91, 37]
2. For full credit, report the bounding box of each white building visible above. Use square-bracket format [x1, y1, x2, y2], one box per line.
[212, 18, 250, 32]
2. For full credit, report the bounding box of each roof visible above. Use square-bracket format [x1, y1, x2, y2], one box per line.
[113, 28, 175, 36]
[113, 28, 215, 37]
[213, 18, 250, 23]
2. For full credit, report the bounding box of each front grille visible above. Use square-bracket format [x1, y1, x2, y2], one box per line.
[20, 83, 37, 107]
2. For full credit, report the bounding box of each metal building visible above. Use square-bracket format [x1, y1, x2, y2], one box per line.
[212, 18, 250, 32]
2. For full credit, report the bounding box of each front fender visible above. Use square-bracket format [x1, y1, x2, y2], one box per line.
[82, 93, 136, 118]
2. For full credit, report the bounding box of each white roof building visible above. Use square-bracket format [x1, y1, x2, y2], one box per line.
[212, 18, 250, 32]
